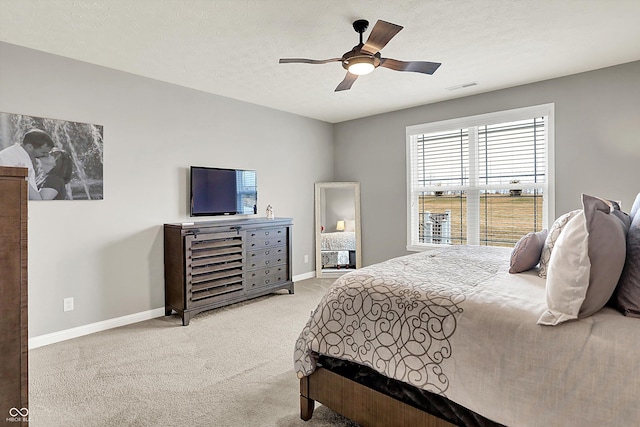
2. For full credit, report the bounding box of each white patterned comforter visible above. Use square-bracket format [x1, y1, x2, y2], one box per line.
[320, 232, 356, 251]
[294, 245, 640, 427]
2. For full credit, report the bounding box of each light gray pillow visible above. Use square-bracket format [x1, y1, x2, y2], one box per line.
[630, 192, 640, 221]
[538, 209, 581, 278]
[538, 194, 628, 325]
[509, 229, 548, 273]
[614, 210, 640, 317]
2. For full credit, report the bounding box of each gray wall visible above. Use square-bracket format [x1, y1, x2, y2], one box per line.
[324, 187, 356, 232]
[0, 42, 334, 337]
[334, 61, 640, 266]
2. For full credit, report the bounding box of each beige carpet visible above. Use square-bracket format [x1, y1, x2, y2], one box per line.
[28, 278, 359, 427]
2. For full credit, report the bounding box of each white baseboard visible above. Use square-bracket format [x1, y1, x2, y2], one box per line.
[30, 273, 317, 349]
[28, 307, 166, 349]
[293, 271, 316, 281]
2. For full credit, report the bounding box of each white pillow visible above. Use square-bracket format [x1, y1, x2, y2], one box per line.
[538, 209, 581, 278]
[537, 211, 591, 325]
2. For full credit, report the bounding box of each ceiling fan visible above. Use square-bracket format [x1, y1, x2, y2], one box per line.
[279, 19, 441, 92]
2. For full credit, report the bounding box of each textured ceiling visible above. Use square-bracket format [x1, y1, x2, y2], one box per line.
[1, 0, 640, 123]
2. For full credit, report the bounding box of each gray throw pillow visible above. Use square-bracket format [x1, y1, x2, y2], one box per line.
[579, 194, 628, 318]
[509, 229, 548, 273]
[614, 210, 640, 317]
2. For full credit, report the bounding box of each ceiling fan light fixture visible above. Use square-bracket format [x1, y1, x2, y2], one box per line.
[347, 56, 375, 75]
[279, 19, 441, 91]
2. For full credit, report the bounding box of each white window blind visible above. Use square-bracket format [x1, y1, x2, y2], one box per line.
[235, 170, 257, 214]
[406, 104, 554, 250]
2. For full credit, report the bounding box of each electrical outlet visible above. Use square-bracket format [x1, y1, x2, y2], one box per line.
[304, 255, 309, 263]
[63, 297, 74, 312]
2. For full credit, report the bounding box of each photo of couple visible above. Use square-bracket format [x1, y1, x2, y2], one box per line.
[0, 112, 103, 200]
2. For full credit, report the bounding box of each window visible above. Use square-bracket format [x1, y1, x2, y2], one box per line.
[406, 104, 554, 250]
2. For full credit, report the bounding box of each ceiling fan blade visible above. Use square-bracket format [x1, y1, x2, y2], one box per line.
[362, 20, 403, 54]
[335, 72, 358, 92]
[279, 58, 341, 65]
[380, 58, 441, 75]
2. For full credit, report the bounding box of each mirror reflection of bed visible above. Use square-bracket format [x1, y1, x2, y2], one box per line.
[315, 182, 362, 278]
[321, 223, 356, 271]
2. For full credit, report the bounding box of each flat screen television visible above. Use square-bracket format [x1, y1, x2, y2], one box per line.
[190, 166, 257, 216]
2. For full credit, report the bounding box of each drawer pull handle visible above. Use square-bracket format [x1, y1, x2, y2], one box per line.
[265, 250, 270, 255]
[265, 231, 270, 235]
[265, 279, 270, 284]
[265, 270, 270, 274]
[265, 241, 270, 245]
[265, 260, 270, 265]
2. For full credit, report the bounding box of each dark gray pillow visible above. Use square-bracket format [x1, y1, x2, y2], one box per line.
[614, 211, 640, 317]
[612, 209, 631, 233]
[610, 198, 631, 232]
[509, 229, 548, 273]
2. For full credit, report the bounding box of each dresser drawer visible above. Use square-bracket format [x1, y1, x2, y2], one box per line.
[246, 249, 288, 270]
[246, 227, 287, 249]
[246, 227, 286, 240]
[246, 266, 287, 291]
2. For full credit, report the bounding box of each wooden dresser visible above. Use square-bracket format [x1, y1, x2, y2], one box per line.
[164, 217, 293, 325]
[0, 167, 29, 425]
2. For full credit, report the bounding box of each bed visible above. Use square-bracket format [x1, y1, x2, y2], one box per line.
[320, 231, 356, 269]
[295, 194, 640, 427]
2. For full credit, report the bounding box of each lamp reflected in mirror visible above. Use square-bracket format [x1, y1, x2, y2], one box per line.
[336, 220, 345, 231]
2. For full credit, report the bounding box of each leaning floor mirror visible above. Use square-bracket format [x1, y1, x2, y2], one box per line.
[315, 182, 362, 278]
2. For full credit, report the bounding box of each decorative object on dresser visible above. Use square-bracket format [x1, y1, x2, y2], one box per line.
[164, 217, 293, 325]
[0, 166, 29, 426]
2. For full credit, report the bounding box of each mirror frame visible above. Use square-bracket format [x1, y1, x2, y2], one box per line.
[315, 182, 362, 278]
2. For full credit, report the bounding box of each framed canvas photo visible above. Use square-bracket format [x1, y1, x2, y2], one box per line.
[0, 112, 103, 200]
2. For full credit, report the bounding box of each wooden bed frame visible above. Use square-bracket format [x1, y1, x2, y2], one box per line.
[300, 367, 456, 427]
